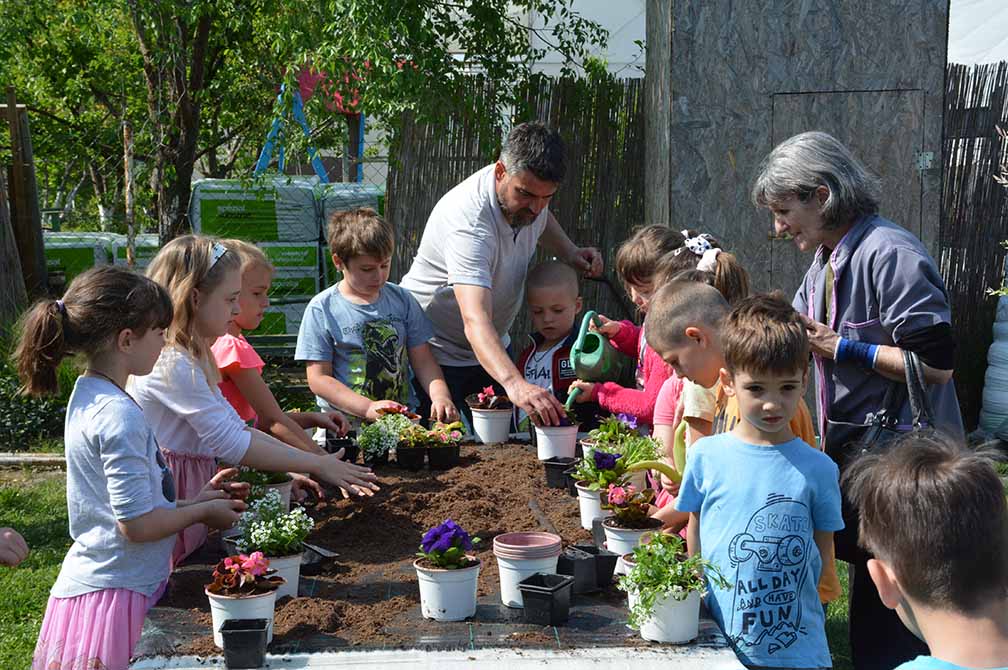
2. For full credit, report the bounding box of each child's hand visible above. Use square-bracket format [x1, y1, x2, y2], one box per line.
[0, 528, 29, 567]
[365, 400, 406, 422]
[311, 411, 349, 437]
[568, 380, 596, 403]
[430, 397, 459, 424]
[197, 467, 251, 502]
[317, 454, 381, 498]
[290, 472, 325, 502]
[589, 314, 621, 337]
[203, 498, 248, 531]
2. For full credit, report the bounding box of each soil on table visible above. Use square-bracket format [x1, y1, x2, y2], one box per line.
[157, 442, 592, 655]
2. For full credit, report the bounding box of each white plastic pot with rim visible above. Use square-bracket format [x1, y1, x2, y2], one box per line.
[534, 424, 579, 460]
[575, 481, 612, 530]
[267, 553, 302, 600]
[603, 520, 657, 560]
[492, 532, 562, 608]
[470, 408, 512, 444]
[205, 587, 280, 648]
[414, 558, 481, 621]
[627, 588, 701, 644]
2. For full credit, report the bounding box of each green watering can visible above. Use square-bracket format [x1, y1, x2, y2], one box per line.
[565, 310, 629, 409]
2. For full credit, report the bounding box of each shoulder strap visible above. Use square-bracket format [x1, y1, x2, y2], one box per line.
[902, 349, 936, 429]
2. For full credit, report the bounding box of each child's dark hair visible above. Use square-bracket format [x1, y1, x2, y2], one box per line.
[721, 293, 808, 376]
[327, 208, 394, 262]
[644, 280, 729, 351]
[614, 225, 686, 288]
[14, 265, 173, 396]
[843, 431, 1008, 612]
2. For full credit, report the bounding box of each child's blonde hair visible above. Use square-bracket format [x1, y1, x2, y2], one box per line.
[222, 238, 273, 276]
[147, 234, 242, 384]
[327, 208, 394, 262]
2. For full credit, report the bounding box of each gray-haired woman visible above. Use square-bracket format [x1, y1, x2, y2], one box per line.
[752, 131, 962, 670]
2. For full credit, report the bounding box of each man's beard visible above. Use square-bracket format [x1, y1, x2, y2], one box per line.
[496, 194, 536, 229]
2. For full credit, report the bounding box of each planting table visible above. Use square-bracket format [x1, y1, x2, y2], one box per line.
[133, 442, 743, 668]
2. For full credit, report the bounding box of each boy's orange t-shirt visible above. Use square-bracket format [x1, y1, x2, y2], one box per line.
[710, 383, 842, 604]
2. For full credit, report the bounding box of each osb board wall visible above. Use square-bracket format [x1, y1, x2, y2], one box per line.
[652, 0, 948, 298]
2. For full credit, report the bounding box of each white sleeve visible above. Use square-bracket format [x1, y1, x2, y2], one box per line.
[147, 351, 251, 464]
[444, 213, 496, 289]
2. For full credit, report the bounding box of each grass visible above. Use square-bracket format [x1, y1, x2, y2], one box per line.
[0, 469, 70, 669]
[0, 468, 856, 669]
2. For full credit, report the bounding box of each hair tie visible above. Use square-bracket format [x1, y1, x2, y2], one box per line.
[682, 234, 713, 257]
[697, 248, 721, 272]
[54, 299, 67, 317]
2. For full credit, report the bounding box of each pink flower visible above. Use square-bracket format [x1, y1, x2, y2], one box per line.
[450, 430, 462, 439]
[240, 551, 269, 576]
[607, 484, 628, 506]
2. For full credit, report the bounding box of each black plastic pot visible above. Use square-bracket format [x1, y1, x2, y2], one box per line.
[557, 545, 598, 594]
[363, 450, 389, 468]
[517, 572, 574, 626]
[325, 430, 358, 464]
[572, 542, 619, 588]
[396, 446, 426, 471]
[543, 457, 577, 489]
[220, 618, 268, 669]
[562, 464, 579, 497]
[427, 444, 460, 470]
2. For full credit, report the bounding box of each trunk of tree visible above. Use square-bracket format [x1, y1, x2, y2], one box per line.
[0, 172, 28, 325]
[129, 2, 215, 244]
[87, 162, 115, 231]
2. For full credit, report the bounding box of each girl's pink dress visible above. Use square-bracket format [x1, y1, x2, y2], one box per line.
[33, 581, 166, 670]
[651, 374, 684, 510]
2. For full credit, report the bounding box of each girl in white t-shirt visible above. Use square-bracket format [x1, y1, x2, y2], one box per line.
[131, 235, 379, 562]
[15, 266, 248, 670]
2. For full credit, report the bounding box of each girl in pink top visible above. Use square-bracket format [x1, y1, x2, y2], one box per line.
[212, 239, 347, 453]
[568, 226, 688, 429]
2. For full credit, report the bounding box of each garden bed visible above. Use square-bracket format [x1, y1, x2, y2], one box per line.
[138, 442, 728, 658]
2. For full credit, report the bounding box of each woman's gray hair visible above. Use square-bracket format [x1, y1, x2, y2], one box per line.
[751, 131, 881, 229]
[499, 122, 566, 183]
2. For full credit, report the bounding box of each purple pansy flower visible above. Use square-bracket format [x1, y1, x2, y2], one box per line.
[420, 518, 473, 554]
[616, 413, 638, 431]
[593, 450, 621, 471]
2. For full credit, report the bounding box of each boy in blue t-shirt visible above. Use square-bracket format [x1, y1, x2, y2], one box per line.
[673, 292, 843, 669]
[844, 431, 1008, 670]
[296, 208, 458, 428]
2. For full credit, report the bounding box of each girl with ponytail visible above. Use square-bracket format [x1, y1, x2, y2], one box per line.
[16, 266, 248, 669]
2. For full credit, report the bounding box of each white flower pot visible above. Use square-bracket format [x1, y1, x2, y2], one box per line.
[471, 408, 511, 444]
[205, 588, 279, 649]
[603, 522, 655, 559]
[534, 425, 579, 460]
[628, 589, 701, 644]
[414, 558, 481, 621]
[575, 481, 612, 531]
[265, 480, 293, 512]
[268, 553, 302, 601]
[495, 554, 560, 608]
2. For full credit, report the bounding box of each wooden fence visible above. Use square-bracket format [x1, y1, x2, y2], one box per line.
[386, 75, 646, 350]
[941, 62, 1008, 431]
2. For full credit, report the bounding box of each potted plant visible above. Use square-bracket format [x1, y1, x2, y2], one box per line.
[534, 407, 580, 460]
[234, 489, 314, 601]
[396, 423, 430, 471]
[618, 533, 729, 644]
[414, 519, 481, 621]
[427, 421, 465, 469]
[233, 466, 294, 512]
[601, 483, 663, 563]
[358, 412, 414, 466]
[570, 439, 675, 531]
[466, 386, 513, 444]
[583, 413, 640, 449]
[204, 551, 285, 648]
[325, 429, 359, 463]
